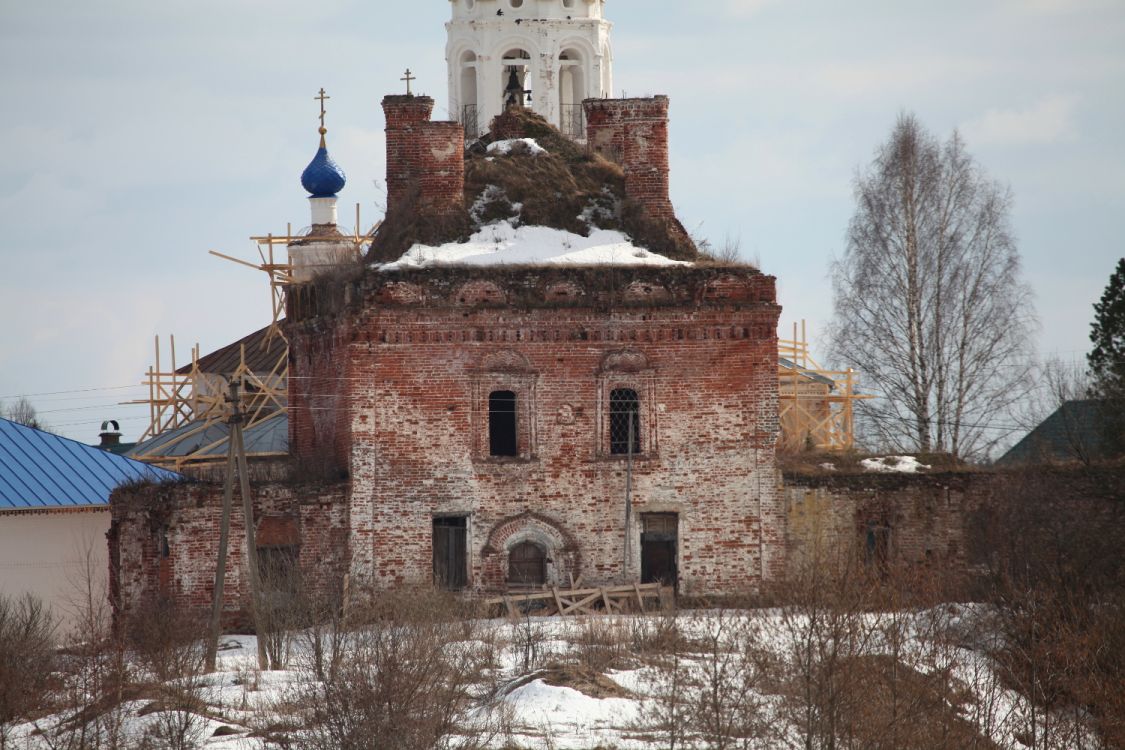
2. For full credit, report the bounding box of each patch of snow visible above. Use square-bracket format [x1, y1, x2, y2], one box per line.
[860, 455, 932, 473]
[377, 221, 690, 270]
[487, 138, 547, 157]
[819, 462, 837, 471]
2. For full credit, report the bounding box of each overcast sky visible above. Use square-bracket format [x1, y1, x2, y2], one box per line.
[1, 0, 1122, 442]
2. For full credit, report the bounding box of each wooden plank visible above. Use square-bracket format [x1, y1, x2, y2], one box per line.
[551, 586, 565, 616]
[634, 582, 646, 612]
[560, 590, 601, 616]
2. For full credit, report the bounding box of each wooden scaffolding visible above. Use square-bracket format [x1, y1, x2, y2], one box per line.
[778, 321, 872, 452]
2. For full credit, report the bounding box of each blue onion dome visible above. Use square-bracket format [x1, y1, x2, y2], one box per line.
[301, 129, 347, 197]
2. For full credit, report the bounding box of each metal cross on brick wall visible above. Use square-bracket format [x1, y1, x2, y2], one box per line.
[401, 69, 416, 95]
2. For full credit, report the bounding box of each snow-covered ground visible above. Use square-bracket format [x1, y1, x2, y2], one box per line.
[377, 221, 689, 271]
[3, 606, 1103, 750]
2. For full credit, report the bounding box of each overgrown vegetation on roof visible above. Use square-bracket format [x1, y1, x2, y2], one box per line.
[365, 109, 701, 264]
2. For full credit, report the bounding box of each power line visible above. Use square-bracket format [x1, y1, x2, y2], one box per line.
[0, 384, 143, 400]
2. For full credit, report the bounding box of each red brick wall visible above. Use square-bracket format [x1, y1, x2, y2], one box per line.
[109, 483, 349, 625]
[288, 315, 353, 474]
[288, 267, 784, 596]
[382, 95, 464, 218]
[584, 97, 674, 222]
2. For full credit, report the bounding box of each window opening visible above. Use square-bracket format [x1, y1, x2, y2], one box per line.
[508, 540, 546, 586]
[864, 522, 891, 570]
[489, 390, 518, 456]
[433, 517, 468, 590]
[641, 513, 678, 587]
[609, 388, 641, 455]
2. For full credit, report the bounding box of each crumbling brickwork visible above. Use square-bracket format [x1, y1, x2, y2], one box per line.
[782, 472, 989, 577]
[382, 95, 464, 218]
[109, 481, 349, 624]
[583, 97, 674, 223]
[287, 266, 783, 596]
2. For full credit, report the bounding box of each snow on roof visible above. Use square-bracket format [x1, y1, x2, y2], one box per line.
[860, 455, 932, 474]
[486, 138, 547, 157]
[376, 221, 691, 271]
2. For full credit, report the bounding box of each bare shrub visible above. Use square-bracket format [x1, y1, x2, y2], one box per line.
[126, 596, 207, 683]
[0, 594, 57, 748]
[567, 616, 632, 672]
[689, 609, 771, 749]
[294, 590, 499, 750]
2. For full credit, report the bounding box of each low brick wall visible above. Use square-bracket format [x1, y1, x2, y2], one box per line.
[109, 481, 349, 627]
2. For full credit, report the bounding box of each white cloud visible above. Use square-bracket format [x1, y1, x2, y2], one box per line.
[962, 96, 1079, 147]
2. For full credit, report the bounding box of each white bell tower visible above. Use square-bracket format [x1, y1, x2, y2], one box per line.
[446, 0, 613, 140]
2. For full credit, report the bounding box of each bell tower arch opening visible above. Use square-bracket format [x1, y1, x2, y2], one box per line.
[459, 51, 480, 139]
[501, 48, 532, 110]
[446, 0, 613, 140]
[559, 49, 587, 139]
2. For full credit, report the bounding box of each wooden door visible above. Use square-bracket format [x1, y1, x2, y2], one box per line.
[508, 541, 547, 586]
[433, 517, 468, 590]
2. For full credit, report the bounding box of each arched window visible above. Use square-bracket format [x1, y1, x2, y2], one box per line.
[489, 390, 518, 457]
[508, 540, 546, 585]
[609, 388, 641, 455]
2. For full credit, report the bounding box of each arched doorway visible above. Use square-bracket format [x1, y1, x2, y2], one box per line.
[508, 540, 547, 586]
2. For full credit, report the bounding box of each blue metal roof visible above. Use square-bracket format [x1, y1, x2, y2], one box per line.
[0, 418, 181, 510]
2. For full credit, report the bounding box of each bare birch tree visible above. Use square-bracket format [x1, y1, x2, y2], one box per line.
[830, 114, 1037, 458]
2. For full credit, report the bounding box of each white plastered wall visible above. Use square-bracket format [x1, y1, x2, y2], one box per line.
[0, 509, 110, 639]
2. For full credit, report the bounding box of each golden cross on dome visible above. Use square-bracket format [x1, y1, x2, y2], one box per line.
[315, 88, 330, 131]
[314, 88, 330, 147]
[401, 69, 416, 95]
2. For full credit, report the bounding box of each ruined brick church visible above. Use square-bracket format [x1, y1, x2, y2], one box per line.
[110, 0, 785, 617]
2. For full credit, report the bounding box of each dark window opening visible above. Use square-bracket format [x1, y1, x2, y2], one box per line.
[433, 517, 468, 590]
[489, 390, 518, 457]
[642, 513, 678, 587]
[864, 522, 891, 570]
[508, 541, 547, 587]
[609, 388, 641, 455]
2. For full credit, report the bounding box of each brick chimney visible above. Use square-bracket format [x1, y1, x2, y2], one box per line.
[382, 95, 465, 219]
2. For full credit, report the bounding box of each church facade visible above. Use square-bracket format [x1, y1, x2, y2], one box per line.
[108, 1, 787, 619]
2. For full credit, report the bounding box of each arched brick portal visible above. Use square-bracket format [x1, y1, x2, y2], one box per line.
[481, 511, 581, 590]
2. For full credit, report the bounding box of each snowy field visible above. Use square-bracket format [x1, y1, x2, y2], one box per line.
[3, 604, 1104, 749]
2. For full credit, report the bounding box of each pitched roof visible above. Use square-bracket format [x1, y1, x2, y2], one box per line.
[997, 400, 1112, 466]
[127, 410, 288, 460]
[0, 418, 180, 511]
[177, 325, 286, 376]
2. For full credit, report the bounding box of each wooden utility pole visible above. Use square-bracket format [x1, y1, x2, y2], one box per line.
[204, 379, 268, 672]
[205, 380, 241, 673]
[235, 394, 268, 670]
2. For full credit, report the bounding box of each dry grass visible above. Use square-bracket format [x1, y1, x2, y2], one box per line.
[366, 108, 702, 265]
